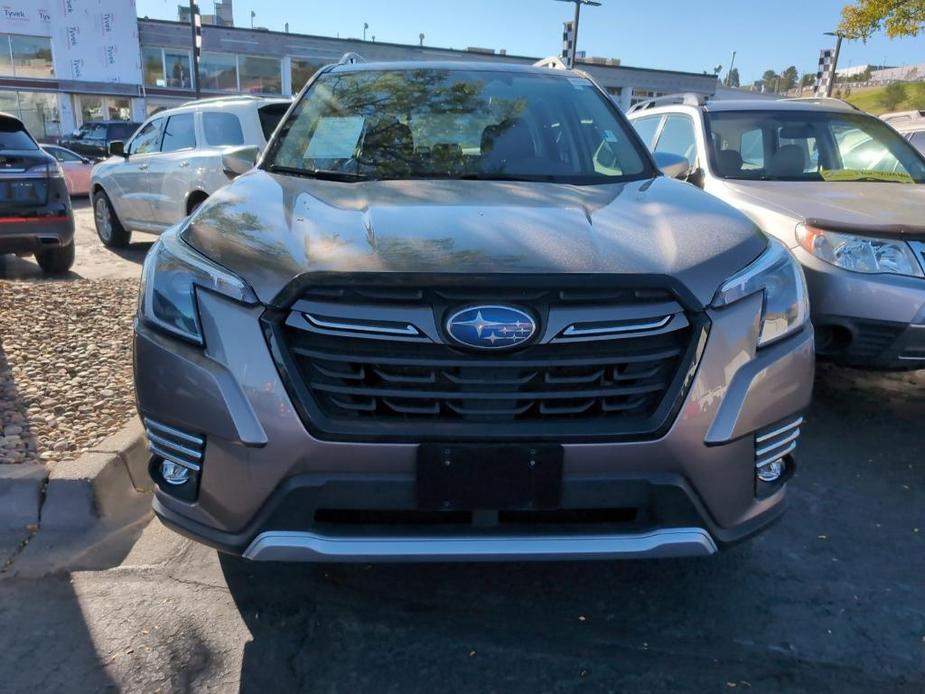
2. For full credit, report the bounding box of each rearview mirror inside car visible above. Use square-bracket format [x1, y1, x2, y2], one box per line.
[109, 140, 126, 158]
[222, 145, 260, 178]
[653, 151, 691, 180]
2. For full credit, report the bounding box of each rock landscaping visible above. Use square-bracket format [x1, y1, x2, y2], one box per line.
[0, 279, 138, 465]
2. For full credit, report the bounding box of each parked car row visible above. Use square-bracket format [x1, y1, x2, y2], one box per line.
[627, 95, 925, 370]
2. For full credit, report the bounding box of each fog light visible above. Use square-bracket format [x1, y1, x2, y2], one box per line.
[161, 460, 192, 486]
[756, 458, 785, 483]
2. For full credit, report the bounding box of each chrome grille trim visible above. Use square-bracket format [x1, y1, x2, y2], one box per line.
[144, 418, 204, 470]
[755, 416, 803, 444]
[304, 313, 421, 337]
[755, 416, 802, 468]
[560, 315, 673, 337]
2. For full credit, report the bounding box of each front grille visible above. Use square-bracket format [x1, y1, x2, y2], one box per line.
[266, 281, 706, 442]
[755, 416, 802, 469]
[848, 320, 905, 359]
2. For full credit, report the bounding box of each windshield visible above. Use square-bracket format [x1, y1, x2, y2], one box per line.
[705, 110, 925, 184]
[266, 68, 652, 184]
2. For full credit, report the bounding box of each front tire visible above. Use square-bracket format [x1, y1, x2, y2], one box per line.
[93, 190, 131, 248]
[35, 242, 75, 275]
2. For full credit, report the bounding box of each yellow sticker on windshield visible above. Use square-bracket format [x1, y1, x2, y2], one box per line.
[820, 168, 915, 184]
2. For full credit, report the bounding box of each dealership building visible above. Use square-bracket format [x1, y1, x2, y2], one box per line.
[1, 0, 718, 141]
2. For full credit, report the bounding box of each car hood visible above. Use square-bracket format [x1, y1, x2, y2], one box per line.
[185, 170, 767, 307]
[720, 180, 925, 235]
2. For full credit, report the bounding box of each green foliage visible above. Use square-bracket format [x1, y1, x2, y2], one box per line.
[725, 68, 740, 88]
[843, 81, 925, 113]
[780, 66, 799, 91]
[839, 0, 925, 39]
[879, 81, 908, 109]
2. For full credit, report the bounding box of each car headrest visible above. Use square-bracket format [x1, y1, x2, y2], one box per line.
[767, 144, 806, 177]
[715, 149, 743, 176]
[359, 117, 414, 163]
[481, 118, 534, 164]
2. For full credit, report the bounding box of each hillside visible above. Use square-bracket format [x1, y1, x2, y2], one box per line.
[842, 82, 925, 114]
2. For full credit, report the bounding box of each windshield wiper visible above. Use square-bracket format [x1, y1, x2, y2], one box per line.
[267, 165, 372, 182]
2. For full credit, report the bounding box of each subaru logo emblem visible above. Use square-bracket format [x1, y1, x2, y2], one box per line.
[446, 305, 537, 350]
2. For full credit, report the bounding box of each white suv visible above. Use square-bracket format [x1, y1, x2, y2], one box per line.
[90, 95, 290, 247]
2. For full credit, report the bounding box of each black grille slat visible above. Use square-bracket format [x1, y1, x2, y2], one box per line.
[269, 282, 704, 441]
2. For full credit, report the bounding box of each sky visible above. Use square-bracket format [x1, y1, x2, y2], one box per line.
[137, 0, 924, 84]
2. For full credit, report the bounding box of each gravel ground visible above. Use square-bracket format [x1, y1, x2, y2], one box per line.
[0, 279, 138, 465]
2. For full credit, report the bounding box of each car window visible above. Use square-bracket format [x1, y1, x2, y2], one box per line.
[128, 118, 164, 155]
[46, 146, 82, 162]
[161, 113, 196, 152]
[203, 112, 244, 146]
[258, 103, 289, 142]
[0, 121, 38, 150]
[907, 130, 925, 155]
[269, 69, 652, 184]
[87, 124, 108, 140]
[705, 110, 925, 183]
[630, 115, 661, 149]
[654, 115, 697, 163]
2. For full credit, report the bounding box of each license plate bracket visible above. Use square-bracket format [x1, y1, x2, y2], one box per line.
[417, 444, 563, 510]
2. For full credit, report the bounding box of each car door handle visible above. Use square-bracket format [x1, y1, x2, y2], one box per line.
[138, 163, 149, 170]
[178, 161, 190, 168]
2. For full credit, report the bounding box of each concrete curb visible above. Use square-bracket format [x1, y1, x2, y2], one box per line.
[41, 416, 151, 529]
[0, 463, 46, 530]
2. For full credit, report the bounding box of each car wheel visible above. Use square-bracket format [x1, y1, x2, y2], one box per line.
[93, 191, 131, 248]
[35, 241, 75, 275]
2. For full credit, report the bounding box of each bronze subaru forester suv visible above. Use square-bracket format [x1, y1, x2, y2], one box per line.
[134, 60, 813, 562]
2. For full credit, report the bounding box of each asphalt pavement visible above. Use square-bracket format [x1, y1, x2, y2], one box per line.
[0, 363, 923, 693]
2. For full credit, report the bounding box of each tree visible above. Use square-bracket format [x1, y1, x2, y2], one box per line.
[801, 73, 817, 88]
[780, 66, 799, 91]
[761, 69, 780, 92]
[725, 67, 740, 88]
[879, 81, 908, 110]
[838, 0, 925, 39]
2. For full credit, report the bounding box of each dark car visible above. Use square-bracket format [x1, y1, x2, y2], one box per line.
[59, 120, 141, 161]
[0, 112, 75, 273]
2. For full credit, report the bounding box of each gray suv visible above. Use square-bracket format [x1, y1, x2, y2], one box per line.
[134, 60, 813, 562]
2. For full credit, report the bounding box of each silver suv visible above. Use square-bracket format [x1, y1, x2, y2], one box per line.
[134, 60, 813, 562]
[628, 96, 925, 369]
[90, 95, 290, 247]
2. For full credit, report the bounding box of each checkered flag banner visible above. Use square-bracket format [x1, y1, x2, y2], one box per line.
[189, 1, 202, 96]
[561, 21, 576, 68]
[813, 48, 836, 97]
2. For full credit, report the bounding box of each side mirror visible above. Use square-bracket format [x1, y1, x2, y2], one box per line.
[109, 140, 126, 158]
[653, 151, 691, 180]
[222, 145, 259, 178]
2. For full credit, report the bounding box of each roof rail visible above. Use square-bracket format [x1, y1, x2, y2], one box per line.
[783, 96, 860, 111]
[338, 52, 366, 65]
[626, 93, 706, 114]
[180, 94, 264, 107]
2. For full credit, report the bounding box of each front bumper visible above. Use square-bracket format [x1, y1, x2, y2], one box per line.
[136, 289, 814, 561]
[793, 247, 925, 369]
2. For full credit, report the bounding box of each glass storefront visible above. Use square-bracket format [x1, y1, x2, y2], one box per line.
[0, 90, 60, 139]
[200, 52, 237, 91]
[239, 55, 281, 94]
[291, 59, 320, 93]
[76, 95, 132, 124]
[0, 34, 54, 79]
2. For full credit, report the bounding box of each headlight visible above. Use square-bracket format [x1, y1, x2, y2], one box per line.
[139, 226, 257, 345]
[796, 223, 923, 278]
[712, 237, 809, 348]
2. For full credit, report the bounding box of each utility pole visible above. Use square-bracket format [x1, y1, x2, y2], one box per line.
[554, 0, 602, 69]
[364, 22, 369, 41]
[725, 50, 736, 86]
[189, 0, 201, 99]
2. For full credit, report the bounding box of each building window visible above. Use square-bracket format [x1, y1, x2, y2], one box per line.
[630, 88, 668, 107]
[239, 55, 281, 94]
[200, 52, 238, 91]
[143, 48, 193, 89]
[0, 90, 60, 139]
[291, 59, 320, 93]
[0, 34, 54, 79]
[76, 95, 132, 124]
